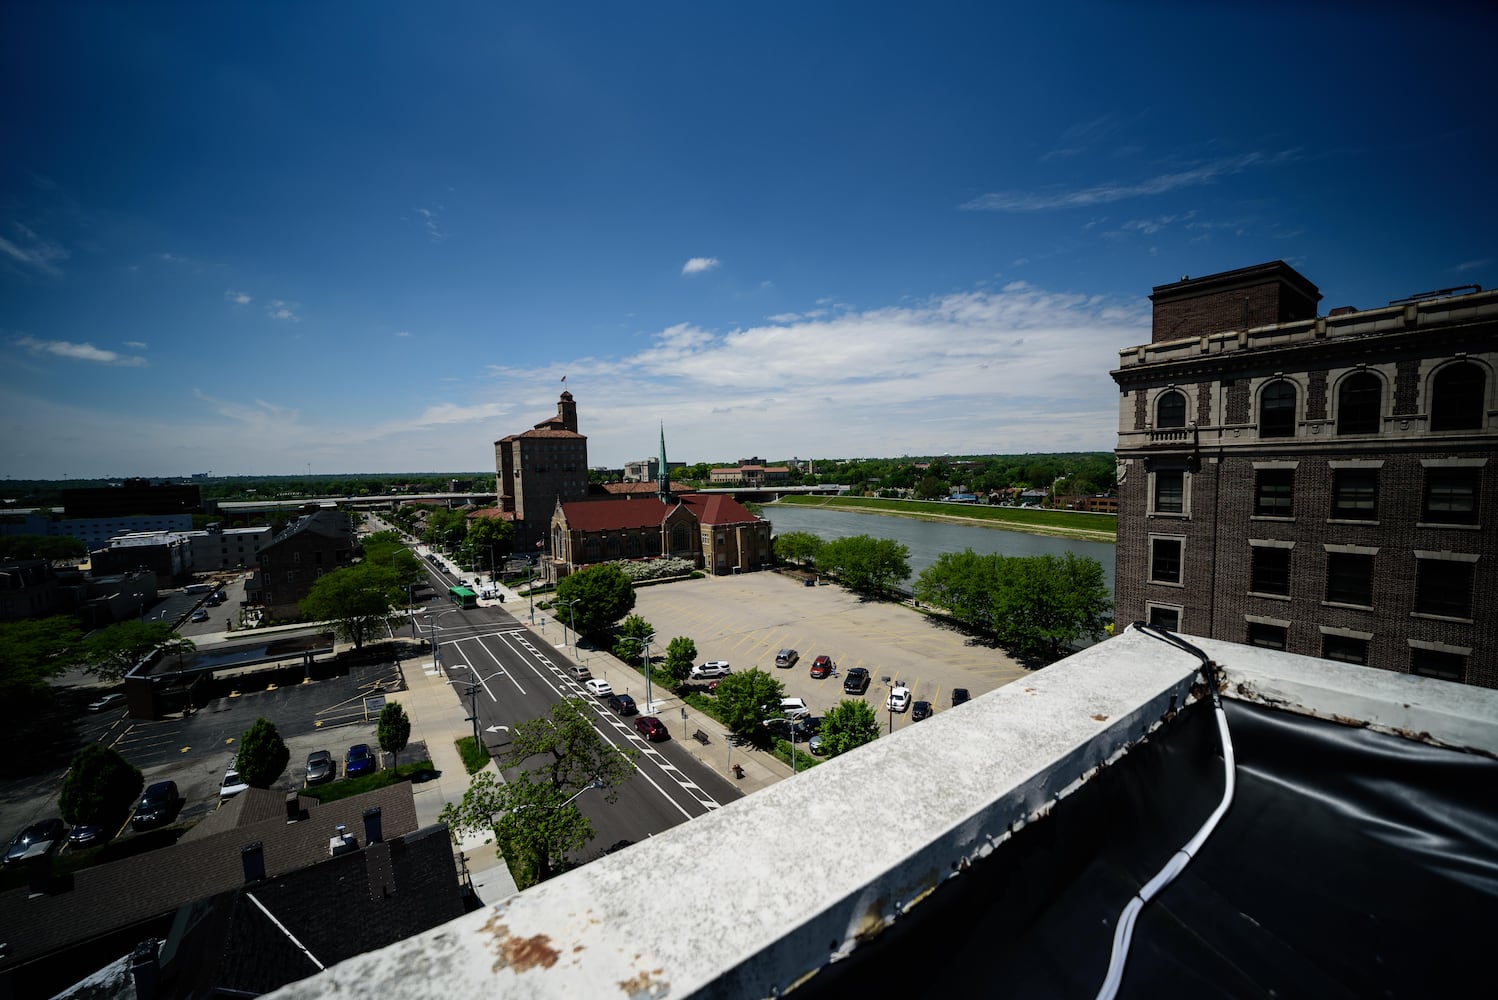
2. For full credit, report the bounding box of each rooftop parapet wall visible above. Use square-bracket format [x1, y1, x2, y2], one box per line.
[1117, 288, 1498, 372]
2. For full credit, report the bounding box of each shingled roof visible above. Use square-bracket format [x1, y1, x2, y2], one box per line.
[557, 497, 675, 532]
[678, 492, 763, 526]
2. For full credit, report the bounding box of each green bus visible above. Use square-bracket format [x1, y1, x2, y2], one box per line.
[448, 586, 478, 609]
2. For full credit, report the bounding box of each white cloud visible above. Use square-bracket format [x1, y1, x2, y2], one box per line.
[226, 290, 252, 305]
[961, 151, 1296, 212]
[414, 206, 444, 241]
[0, 223, 68, 276]
[125, 341, 148, 349]
[681, 257, 720, 275]
[267, 299, 300, 322]
[395, 330, 412, 337]
[1455, 259, 1490, 273]
[14, 335, 148, 367]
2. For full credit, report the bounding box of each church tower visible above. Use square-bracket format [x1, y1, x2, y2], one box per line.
[657, 424, 672, 502]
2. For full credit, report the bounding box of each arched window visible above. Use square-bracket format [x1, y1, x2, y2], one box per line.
[1155, 390, 1187, 428]
[1430, 362, 1487, 431]
[1260, 381, 1297, 438]
[1336, 372, 1383, 435]
[671, 523, 690, 551]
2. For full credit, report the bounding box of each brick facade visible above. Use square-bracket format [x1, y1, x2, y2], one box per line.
[1114, 263, 1498, 689]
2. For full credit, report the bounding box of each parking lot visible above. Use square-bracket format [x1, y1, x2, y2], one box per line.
[631, 571, 1031, 731]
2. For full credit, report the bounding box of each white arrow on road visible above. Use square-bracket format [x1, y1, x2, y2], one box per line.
[486, 725, 510, 734]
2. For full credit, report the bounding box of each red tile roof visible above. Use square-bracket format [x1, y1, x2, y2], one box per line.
[601, 481, 692, 495]
[467, 507, 516, 521]
[559, 497, 673, 532]
[679, 493, 763, 526]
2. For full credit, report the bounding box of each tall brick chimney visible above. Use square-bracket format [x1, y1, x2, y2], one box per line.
[1149, 260, 1321, 344]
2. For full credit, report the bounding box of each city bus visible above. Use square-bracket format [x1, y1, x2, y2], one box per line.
[448, 586, 478, 609]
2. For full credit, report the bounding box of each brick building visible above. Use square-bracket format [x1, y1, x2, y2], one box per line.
[494, 392, 590, 550]
[246, 509, 356, 619]
[1112, 261, 1496, 688]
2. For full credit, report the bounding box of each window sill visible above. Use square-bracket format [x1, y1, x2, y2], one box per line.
[1409, 612, 1475, 625]
[1148, 579, 1185, 589]
[1416, 521, 1481, 530]
[1249, 515, 1295, 522]
[1326, 518, 1380, 526]
[1148, 511, 1190, 519]
[1321, 600, 1374, 612]
[1247, 591, 1291, 602]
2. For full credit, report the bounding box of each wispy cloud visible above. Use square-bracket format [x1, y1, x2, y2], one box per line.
[395, 330, 412, 337]
[226, 290, 252, 306]
[962, 151, 1296, 212]
[1455, 259, 1490, 273]
[125, 340, 148, 349]
[682, 257, 720, 275]
[267, 299, 300, 322]
[414, 207, 444, 241]
[0, 223, 68, 276]
[14, 335, 148, 367]
[1120, 211, 1195, 235]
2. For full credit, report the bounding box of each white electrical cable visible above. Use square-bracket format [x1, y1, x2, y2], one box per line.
[1095, 632, 1237, 1000]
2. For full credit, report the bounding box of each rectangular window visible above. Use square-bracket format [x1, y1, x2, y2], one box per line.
[1147, 605, 1180, 631]
[1415, 559, 1475, 619]
[1254, 468, 1295, 517]
[286, 571, 296, 583]
[1247, 622, 1288, 649]
[1322, 634, 1370, 665]
[1422, 468, 1480, 525]
[1150, 538, 1182, 584]
[1250, 547, 1291, 597]
[1154, 469, 1184, 514]
[1411, 648, 1466, 683]
[1331, 468, 1378, 521]
[1325, 552, 1374, 607]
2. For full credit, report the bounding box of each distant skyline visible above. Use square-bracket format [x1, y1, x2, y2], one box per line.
[3, 3, 1493, 478]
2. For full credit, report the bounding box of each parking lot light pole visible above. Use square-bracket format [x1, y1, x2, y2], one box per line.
[622, 633, 656, 712]
[562, 598, 580, 649]
[765, 717, 797, 774]
[882, 675, 893, 734]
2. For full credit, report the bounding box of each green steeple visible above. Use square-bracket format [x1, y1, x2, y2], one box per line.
[657, 424, 671, 501]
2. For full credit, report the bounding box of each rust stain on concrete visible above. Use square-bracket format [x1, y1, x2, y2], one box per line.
[481, 913, 561, 973]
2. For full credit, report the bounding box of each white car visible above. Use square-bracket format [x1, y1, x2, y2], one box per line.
[778, 697, 810, 719]
[220, 759, 249, 801]
[690, 660, 732, 679]
[87, 692, 126, 712]
[584, 678, 614, 697]
[886, 686, 912, 712]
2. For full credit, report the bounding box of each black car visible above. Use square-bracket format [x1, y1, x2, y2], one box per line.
[131, 780, 180, 831]
[5, 818, 65, 865]
[951, 688, 971, 707]
[607, 693, 638, 716]
[912, 700, 933, 721]
[842, 667, 871, 695]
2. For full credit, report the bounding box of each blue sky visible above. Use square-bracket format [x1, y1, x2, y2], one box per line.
[3, 2, 1493, 479]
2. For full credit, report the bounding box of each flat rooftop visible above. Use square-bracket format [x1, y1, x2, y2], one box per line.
[281, 628, 1498, 999]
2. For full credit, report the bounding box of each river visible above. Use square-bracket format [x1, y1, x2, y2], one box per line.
[758, 503, 1116, 595]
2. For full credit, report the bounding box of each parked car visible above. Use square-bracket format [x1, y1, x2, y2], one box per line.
[808, 732, 825, 755]
[912, 700, 933, 721]
[569, 664, 593, 682]
[67, 823, 104, 848]
[843, 667, 871, 695]
[774, 648, 800, 668]
[809, 655, 835, 678]
[635, 715, 668, 742]
[87, 692, 126, 712]
[345, 743, 375, 778]
[221, 759, 249, 801]
[690, 660, 732, 679]
[585, 678, 614, 697]
[131, 780, 180, 831]
[305, 749, 336, 786]
[951, 688, 971, 707]
[189, 609, 209, 623]
[779, 696, 810, 719]
[607, 693, 638, 716]
[5, 818, 65, 865]
[886, 686, 911, 712]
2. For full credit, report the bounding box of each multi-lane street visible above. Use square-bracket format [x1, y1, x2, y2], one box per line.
[411, 554, 739, 865]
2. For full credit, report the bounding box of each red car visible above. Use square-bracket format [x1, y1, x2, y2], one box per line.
[809, 655, 835, 678]
[635, 716, 669, 742]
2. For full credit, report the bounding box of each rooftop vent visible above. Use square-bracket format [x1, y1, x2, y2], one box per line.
[330, 824, 357, 857]
[241, 842, 265, 883]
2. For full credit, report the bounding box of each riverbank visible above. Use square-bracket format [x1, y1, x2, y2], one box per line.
[766, 495, 1117, 544]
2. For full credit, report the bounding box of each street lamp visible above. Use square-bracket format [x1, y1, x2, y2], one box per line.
[561, 598, 581, 649]
[448, 665, 505, 749]
[882, 675, 894, 735]
[763, 717, 800, 774]
[514, 778, 605, 814]
[619, 633, 656, 713]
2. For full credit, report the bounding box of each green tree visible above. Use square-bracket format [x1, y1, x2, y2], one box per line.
[611, 613, 655, 665]
[299, 562, 403, 648]
[713, 668, 785, 742]
[440, 697, 637, 886]
[81, 620, 185, 682]
[816, 700, 882, 758]
[238, 717, 290, 788]
[664, 635, 697, 685]
[554, 564, 636, 639]
[0, 616, 83, 699]
[464, 516, 515, 577]
[58, 743, 143, 827]
[818, 535, 911, 598]
[361, 531, 424, 588]
[377, 702, 412, 774]
[914, 474, 947, 500]
[0, 534, 87, 561]
[773, 531, 824, 567]
[991, 552, 1112, 662]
